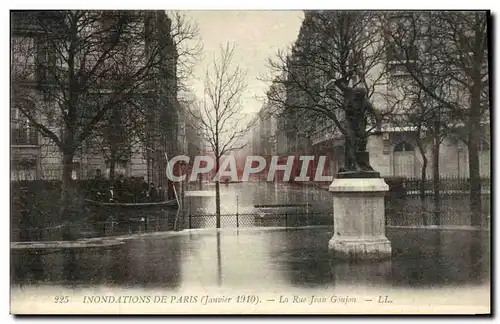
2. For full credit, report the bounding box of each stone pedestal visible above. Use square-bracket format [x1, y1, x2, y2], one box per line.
[328, 178, 391, 260]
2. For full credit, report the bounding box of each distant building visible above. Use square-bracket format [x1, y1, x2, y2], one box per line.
[251, 117, 261, 157]
[257, 101, 277, 157]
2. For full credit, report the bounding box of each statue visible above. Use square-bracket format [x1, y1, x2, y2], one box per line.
[333, 71, 382, 178]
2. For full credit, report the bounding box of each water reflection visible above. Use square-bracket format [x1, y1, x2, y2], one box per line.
[469, 230, 490, 281]
[11, 182, 491, 241]
[183, 182, 333, 215]
[11, 227, 489, 290]
[12, 251, 45, 285]
[11, 207, 179, 242]
[62, 249, 77, 285]
[10, 181, 491, 294]
[12, 239, 183, 289]
[216, 232, 222, 287]
[330, 261, 393, 288]
[388, 228, 489, 286]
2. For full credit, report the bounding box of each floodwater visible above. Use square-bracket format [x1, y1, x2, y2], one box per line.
[10, 181, 491, 304]
[11, 226, 490, 290]
[11, 182, 491, 242]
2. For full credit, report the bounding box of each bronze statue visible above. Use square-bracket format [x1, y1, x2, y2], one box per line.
[333, 71, 382, 177]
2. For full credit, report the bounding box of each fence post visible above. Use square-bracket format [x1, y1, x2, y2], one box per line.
[285, 212, 288, 228]
[189, 212, 192, 229]
[236, 195, 239, 228]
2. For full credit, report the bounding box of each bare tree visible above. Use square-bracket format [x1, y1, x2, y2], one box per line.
[11, 10, 201, 211]
[167, 11, 203, 93]
[386, 80, 455, 200]
[382, 11, 490, 224]
[264, 11, 400, 149]
[186, 43, 255, 227]
[84, 96, 146, 181]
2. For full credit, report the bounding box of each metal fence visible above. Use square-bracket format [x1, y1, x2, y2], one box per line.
[386, 193, 491, 225]
[178, 211, 334, 230]
[402, 176, 491, 195]
[11, 202, 490, 242]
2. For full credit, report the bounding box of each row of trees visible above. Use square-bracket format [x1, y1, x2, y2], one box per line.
[11, 10, 202, 211]
[384, 11, 489, 219]
[264, 11, 489, 222]
[12, 10, 257, 225]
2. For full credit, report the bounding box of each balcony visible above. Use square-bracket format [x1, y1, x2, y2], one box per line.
[11, 128, 38, 146]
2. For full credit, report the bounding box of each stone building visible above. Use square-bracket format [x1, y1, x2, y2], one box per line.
[10, 10, 186, 189]
[275, 10, 491, 181]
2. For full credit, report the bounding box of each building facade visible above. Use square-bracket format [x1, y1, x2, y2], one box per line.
[11, 10, 187, 189]
[273, 10, 490, 181]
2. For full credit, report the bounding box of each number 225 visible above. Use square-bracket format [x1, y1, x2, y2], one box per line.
[54, 296, 69, 303]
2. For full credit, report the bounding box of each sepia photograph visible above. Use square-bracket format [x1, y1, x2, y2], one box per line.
[8, 7, 491, 315]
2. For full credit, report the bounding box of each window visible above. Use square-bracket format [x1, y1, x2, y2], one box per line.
[35, 39, 58, 84]
[394, 141, 414, 152]
[11, 159, 37, 181]
[12, 36, 36, 80]
[393, 141, 415, 177]
[11, 103, 38, 145]
[387, 44, 418, 63]
[72, 161, 81, 180]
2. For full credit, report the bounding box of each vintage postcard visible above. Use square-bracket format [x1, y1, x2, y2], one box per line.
[9, 9, 491, 315]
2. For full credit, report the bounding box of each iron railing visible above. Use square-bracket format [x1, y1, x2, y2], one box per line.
[403, 176, 491, 195]
[180, 211, 333, 230]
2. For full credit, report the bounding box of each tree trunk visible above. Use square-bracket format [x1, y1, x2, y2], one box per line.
[432, 131, 440, 225]
[109, 155, 116, 182]
[432, 129, 440, 199]
[215, 155, 221, 228]
[468, 102, 482, 226]
[416, 132, 427, 201]
[60, 150, 75, 221]
[108, 107, 120, 182]
[468, 137, 481, 225]
[468, 34, 484, 226]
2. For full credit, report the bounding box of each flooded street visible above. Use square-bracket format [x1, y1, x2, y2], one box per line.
[183, 182, 333, 214]
[10, 181, 491, 312]
[11, 226, 489, 290]
[10, 182, 491, 289]
[11, 182, 491, 242]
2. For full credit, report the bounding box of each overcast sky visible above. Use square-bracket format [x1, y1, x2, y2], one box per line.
[182, 10, 304, 115]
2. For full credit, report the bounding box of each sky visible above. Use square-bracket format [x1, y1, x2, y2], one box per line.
[182, 10, 304, 115]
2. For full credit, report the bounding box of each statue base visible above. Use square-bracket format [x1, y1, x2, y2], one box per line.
[337, 151, 380, 178]
[337, 170, 380, 179]
[328, 177, 391, 261]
